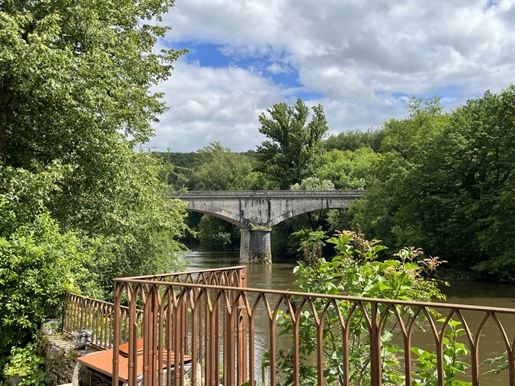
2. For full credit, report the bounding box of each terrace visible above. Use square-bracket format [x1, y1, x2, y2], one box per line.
[63, 266, 515, 386]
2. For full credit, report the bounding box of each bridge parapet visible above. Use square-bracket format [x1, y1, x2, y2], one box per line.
[177, 190, 365, 199]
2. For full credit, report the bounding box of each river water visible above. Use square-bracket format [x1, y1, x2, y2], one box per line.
[184, 247, 515, 384]
[185, 247, 515, 307]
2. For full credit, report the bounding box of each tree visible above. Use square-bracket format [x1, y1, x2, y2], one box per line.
[392, 86, 515, 279]
[315, 148, 378, 190]
[0, 1, 185, 166]
[190, 143, 256, 249]
[193, 142, 255, 190]
[354, 86, 515, 280]
[255, 99, 328, 189]
[352, 96, 450, 251]
[197, 215, 240, 250]
[380, 96, 447, 161]
[0, 0, 188, 283]
[324, 128, 385, 152]
[0, 164, 101, 357]
[0, 0, 189, 362]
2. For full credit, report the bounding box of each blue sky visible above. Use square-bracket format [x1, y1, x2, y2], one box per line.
[148, 0, 515, 152]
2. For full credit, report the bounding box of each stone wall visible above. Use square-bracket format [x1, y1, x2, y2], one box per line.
[44, 335, 97, 386]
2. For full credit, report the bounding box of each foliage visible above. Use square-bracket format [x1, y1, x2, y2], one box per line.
[355, 86, 515, 280]
[197, 215, 240, 250]
[479, 351, 509, 377]
[379, 96, 447, 161]
[190, 142, 257, 248]
[0, 0, 186, 165]
[287, 228, 326, 260]
[0, 0, 189, 362]
[193, 142, 255, 190]
[0, 166, 100, 355]
[312, 147, 377, 245]
[3, 344, 48, 386]
[255, 99, 328, 189]
[324, 128, 385, 152]
[412, 319, 471, 386]
[83, 147, 188, 296]
[265, 231, 475, 385]
[315, 148, 378, 190]
[290, 177, 335, 191]
[156, 151, 198, 191]
[0, 0, 189, 270]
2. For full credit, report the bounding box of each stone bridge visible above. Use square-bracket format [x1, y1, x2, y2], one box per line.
[175, 190, 366, 263]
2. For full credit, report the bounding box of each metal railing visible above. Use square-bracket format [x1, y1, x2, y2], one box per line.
[112, 266, 515, 386]
[63, 293, 144, 349]
[63, 267, 246, 350]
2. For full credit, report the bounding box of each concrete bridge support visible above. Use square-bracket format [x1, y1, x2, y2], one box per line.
[240, 229, 272, 264]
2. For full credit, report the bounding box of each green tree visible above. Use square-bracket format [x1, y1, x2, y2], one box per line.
[353, 96, 450, 252]
[315, 148, 378, 190]
[255, 99, 328, 189]
[190, 143, 256, 249]
[0, 0, 188, 284]
[193, 142, 255, 190]
[0, 0, 189, 363]
[392, 86, 515, 279]
[0, 1, 185, 165]
[355, 86, 515, 280]
[324, 128, 385, 152]
[380, 96, 447, 161]
[0, 164, 101, 357]
[197, 215, 240, 250]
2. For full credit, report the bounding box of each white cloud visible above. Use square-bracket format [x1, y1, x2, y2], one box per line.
[149, 0, 515, 152]
[148, 61, 287, 152]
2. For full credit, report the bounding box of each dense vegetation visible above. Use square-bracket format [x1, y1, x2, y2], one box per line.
[174, 86, 515, 282]
[0, 0, 188, 375]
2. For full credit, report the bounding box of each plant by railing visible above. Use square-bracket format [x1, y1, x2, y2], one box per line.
[265, 231, 457, 385]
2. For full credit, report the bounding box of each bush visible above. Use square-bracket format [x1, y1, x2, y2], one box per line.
[264, 230, 473, 385]
[3, 343, 48, 386]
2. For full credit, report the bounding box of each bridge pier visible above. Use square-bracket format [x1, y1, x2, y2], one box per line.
[240, 229, 272, 264]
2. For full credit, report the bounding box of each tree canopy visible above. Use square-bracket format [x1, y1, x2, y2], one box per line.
[354, 86, 515, 280]
[0, 0, 188, 359]
[193, 142, 255, 190]
[255, 99, 328, 189]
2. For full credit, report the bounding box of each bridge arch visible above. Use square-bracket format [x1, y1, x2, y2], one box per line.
[184, 207, 250, 229]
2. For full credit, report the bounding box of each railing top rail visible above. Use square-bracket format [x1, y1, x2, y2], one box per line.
[114, 265, 246, 281]
[112, 279, 515, 315]
[174, 190, 366, 198]
[66, 292, 115, 307]
[65, 292, 140, 312]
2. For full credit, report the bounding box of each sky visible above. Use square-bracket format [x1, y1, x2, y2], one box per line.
[147, 0, 515, 153]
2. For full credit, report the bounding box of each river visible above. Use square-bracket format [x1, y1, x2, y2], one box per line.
[185, 247, 515, 307]
[184, 247, 515, 384]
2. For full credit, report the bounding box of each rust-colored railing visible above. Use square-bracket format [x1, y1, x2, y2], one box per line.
[112, 266, 515, 386]
[63, 267, 247, 350]
[63, 293, 143, 349]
